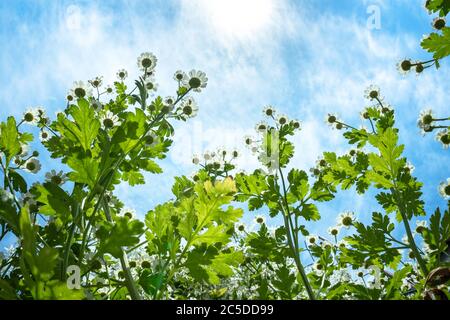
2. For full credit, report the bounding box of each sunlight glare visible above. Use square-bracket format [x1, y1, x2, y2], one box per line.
[201, 0, 274, 38]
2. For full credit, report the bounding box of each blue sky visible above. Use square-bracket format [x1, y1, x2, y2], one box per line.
[0, 0, 449, 248]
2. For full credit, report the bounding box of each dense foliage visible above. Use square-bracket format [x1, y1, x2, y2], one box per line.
[0, 1, 449, 300]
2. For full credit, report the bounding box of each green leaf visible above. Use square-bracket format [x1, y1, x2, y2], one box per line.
[67, 155, 99, 188]
[70, 99, 100, 151]
[34, 182, 72, 220]
[96, 217, 145, 258]
[0, 117, 21, 163]
[421, 28, 450, 59]
[122, 170, 145, 186]
[287, 169, 309, 201]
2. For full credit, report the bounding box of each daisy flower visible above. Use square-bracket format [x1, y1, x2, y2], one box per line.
[144, 77, 158, 93]
[20, 192, 37, 207]
[415, 220, 427, 234]
[324, 113, 340, 129]
[255, 121, 268, 133]
[254, 215, 265, 224]
[184, 70, 208, 92]
[117, 69, 128, 80]
[100, 111, 121, 129]
[45, 170, 68, 185]
[144, 131, 158, 147]
[173, 70, 188, 83]
[312, 262, 324, 275]
[92, 99, 103, 112]
[0, 189, 13, 203]
[337, 211, 356, 228]
[244, 135, 254, 146]
[263, 105, 275, 117]
[69, 81, 93, 99]
[120, 207, 136, 220]
[432, 17, 446, 30]
[236, 223, 246, 233]
[23, 108, 39, 125]
[105, 85, 114, 95]
[291, 119, 302, 130]
[24, 158, 41, 174]
[364, 85, 381, 101]
[438, 178, 450, 200]
[39, 129, 51, 142]
[137, 52, 158, 72]
[417, 109, 434, 132]
[181, 97, 199, 118]
[18, 144, 30, 158]
[89, 76, 103, 88]
[163, 96, 176, 112]
[277, 114, 289, 126]
[192, 154, 200, 165]
[396, 59, 413, 75]
[231, 149, 239, 158]
[306, 235, 319, 247]
[435, 129, 450, 149]
[404, 161, 415, 174]
[328, 226, 340, 237]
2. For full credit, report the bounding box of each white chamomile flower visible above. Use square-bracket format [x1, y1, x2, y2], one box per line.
[255, 121, 268, 133]
[45, 170, 68, 185]
[23, 108, 39, 125]
[89, 76, 103, 88]
[144, 77, 158, 93]
[404, 161, 415, 174]
[137, 52, 158, 72]
[328, 226, 340, 237]
[244, 135, 254, 146]
[184, 70, 208, 92]
[163, 96, 176, 112]
[324, 113, 340, 129]
[18, 144, 29, 158]
[69, 81, 93, 99]
[396, 59, 413, 75]
[173, 70, 188, 83]
[277, 114, 289, 126]
[312, 261, 324, 275]
[181, 97, 198, 118]
[92, 99, 103, 112]
[100, 111, 121, 129]
[432, 17, 446, 30]
[105, 85, 114, 95]
[438, 178, 450, 200]
[364, 85, 381, 101]
[144, 131, 158, 147]
[263, 105, 275, 117]
[337, 211, 356, 228]
[306, 235, 319, 247]
[435, 129, 450, 149]
[20, 192, 37, 207]
[236, 223, 246, 233]
[192, 154, 200, 165]
[291, 119, 302, 130]
[39, 129, 51, 142]
[0, 189, 13, 203]
[417, 109, 434, 132]
[117, 69, 128, 80]
[254, 215, 265, 224]
[415, 220, 427, 234]
[24, 158, 41, 174]
[120, 207, 136, 220]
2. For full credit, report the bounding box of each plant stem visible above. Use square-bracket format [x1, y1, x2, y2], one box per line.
[278, 167, 316, 300]
[392, 188, 428, 276]
[102, 199, 142, 300]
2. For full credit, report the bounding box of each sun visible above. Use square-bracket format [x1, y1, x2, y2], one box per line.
[200, 0, 274, 38]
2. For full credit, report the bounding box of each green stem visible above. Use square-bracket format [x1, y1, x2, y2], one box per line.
[278, 167, 315, 300]
[102, 200, 142, 300]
